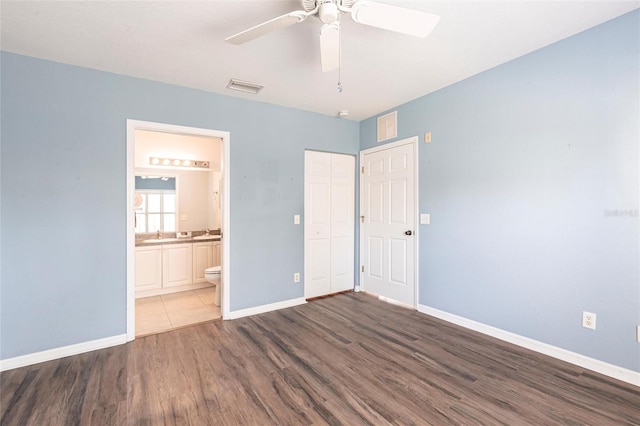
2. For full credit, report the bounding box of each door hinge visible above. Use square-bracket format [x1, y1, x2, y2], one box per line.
[360, 216, 365, 223]
[361, 265, 364, 273]
[361, 166, 364, 174]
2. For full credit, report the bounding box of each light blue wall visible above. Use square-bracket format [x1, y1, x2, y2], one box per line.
[0, 52, 359, 359]
[2, 10, 638, 375]
[361, 10, 639, 371]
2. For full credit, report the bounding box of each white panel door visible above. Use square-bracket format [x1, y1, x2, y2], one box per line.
[305, 151, 355, 298]
[330, 154, 355, 293]
[305, 151, 332, 298]
[361, 140, 416, 306]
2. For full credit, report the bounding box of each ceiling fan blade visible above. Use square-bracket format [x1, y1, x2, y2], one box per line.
[225, 10, 310, 45]
[350, 0, 440, 38]
[319, 22, 340, 72]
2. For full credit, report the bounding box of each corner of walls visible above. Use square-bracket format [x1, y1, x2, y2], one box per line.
[359, 10, 640, 374]
[1, 51, 360, 361]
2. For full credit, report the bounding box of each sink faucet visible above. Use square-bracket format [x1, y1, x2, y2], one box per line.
[156, 230, 163, 239]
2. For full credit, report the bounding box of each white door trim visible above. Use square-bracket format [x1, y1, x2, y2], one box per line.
[359, 136, 419, 308]
[126, 120, 231, 341]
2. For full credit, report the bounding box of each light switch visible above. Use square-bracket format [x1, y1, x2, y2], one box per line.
[294, 214, 300, 225]
[420, 213, 430, 225]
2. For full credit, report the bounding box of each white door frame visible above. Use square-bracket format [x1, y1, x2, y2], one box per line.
[126, 120, 231, 341]
[359, 136, 419, 308]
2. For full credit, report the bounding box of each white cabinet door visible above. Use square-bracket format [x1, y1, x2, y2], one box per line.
[304, 151, 355, 298]
[193, 242, 213, 283]
[135, 246, 163, 292]
[213, 241, 221, 267]
[163, 243, 193, 287]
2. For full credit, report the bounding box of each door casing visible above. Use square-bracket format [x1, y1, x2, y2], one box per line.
[125, 120, 231, 341]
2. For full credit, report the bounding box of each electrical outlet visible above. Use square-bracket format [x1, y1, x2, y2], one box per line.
[582, 311, 596, 330]
[424, 132, 432, 143]
[294, 273, 300, 283]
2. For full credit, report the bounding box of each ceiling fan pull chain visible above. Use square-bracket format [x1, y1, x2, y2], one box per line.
[337, 14, 343, 93]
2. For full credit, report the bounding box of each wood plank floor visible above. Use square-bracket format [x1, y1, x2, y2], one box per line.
[1, 292, 639, 425]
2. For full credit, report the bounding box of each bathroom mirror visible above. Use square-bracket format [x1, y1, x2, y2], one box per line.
[134, 175, 177, 233]
[135, 169, 217, 234]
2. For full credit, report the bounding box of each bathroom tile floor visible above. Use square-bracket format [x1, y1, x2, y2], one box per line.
[135, 287, 221, 337]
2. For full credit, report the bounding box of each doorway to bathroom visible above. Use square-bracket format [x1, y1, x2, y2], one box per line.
[126, 120, 231, 341]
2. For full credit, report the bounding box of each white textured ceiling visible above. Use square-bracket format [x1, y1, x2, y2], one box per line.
[1, 1, 638, 121]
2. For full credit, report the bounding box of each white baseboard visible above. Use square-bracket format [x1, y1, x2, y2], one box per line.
[226, 297, 307, 320]
[418, 304, 640, 387]
[378, 295, 414, 310]
[0, 334, 127, 372]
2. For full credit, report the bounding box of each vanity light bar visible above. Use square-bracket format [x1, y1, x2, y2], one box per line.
[149, 157, 210, 169]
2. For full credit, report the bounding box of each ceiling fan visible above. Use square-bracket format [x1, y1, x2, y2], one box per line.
[225, 0, 440, 72]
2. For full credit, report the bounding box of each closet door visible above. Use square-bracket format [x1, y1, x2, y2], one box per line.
[304, 151, 355, 299]
[305, 151, 332, 298]
[330, 154, 355, 293]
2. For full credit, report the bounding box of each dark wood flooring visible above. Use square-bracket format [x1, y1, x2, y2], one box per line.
[1, 292, 639, 425]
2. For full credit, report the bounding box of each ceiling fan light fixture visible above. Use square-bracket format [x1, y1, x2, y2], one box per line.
[226, 78, 264, 94]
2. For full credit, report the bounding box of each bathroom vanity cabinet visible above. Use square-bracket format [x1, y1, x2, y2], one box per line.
[193, 241, 214, 283]
[135, 239, 219, 297]
[213, 241, 221, 267]
[163, 243, 193, 287]
[134, 245, 163, 292]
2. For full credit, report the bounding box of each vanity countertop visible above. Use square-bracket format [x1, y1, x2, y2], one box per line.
[135, 235, 221, 247]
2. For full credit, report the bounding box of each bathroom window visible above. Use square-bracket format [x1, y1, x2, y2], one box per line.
[135, 190, 176, 233]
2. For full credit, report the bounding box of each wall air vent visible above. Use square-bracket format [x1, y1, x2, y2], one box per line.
[377, 110, 397, 142]
[226, 78, 264, 94]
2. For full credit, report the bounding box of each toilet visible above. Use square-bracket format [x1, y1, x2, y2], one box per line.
[204, 266, 222, 307]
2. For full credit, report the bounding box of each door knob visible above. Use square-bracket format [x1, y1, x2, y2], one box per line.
[405, 230, 412, 236]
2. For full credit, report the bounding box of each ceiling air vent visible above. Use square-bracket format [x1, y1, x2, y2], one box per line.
[226, 79, 263, 94]
[377, 110, 397, 142]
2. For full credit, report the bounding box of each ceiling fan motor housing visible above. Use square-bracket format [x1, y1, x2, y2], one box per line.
[318, 1, 339, 24]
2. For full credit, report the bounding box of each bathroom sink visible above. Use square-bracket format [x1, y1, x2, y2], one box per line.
[142, 238, 179, 244]
[193, 235, 220, 240]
